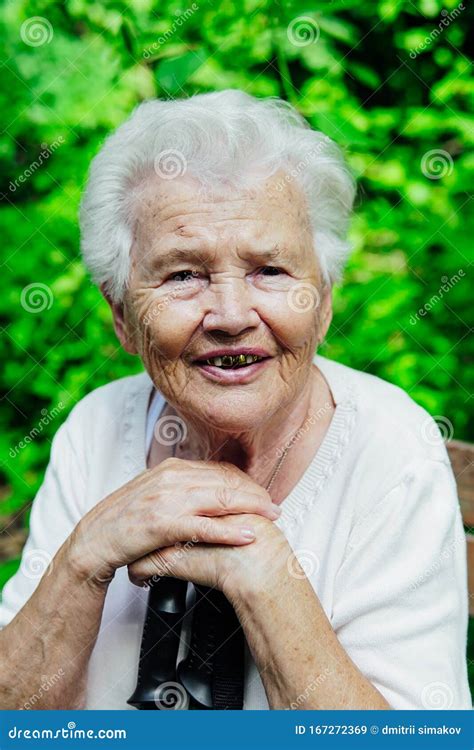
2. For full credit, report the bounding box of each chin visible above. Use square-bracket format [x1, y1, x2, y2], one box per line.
[194, 396, 271, 435]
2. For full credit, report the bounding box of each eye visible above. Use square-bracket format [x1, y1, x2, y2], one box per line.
[167, 270, 198, 283]
[259, 266, 284, 276]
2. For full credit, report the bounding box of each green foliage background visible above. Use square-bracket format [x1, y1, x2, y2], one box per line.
[0, 0, 472, 696]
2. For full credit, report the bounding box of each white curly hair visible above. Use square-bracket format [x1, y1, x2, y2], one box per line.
[80, 89, 356, 301]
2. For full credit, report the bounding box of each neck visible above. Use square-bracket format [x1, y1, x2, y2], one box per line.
[168, 367, 331, 495]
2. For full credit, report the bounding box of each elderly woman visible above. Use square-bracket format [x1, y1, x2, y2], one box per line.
[0, 90, 470, 711]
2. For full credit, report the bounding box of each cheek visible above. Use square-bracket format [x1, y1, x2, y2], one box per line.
[255, 290, 319, 354]
[133, 291, 201, 362]
[130, 282, 319, 368]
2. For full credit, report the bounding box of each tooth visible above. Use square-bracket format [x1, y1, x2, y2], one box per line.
[222, 355, 233, 367]
[246, 355, 254, 364]
[213, 357, 222, 366]
[252, 355, 259, 362]
[238, 354, 246, 365]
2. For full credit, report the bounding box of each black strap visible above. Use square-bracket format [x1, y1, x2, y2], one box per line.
[209, 588, 245, 709]
[178, 585, 244, 710]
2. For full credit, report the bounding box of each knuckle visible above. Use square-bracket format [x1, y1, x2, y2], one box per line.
[215, 485, 233, 511]
[158, 457, 181, 478]
[149, 549, 173, 577]
[218, 462, 241, 489]
[161, 456, 180, 468]
[195, 516, 214, 541]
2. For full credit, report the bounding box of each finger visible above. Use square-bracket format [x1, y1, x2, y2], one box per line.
[128, 548, 178, 586]
[159, 514, 258, 548]
[148, 484, 279, 520]
[128, 544, 216, 587]
[189, 488, 280, 520]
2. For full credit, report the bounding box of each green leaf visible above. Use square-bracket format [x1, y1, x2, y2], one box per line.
[155, 51, 207, 94]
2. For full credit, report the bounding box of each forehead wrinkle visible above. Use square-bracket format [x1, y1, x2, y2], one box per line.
[137, 223, 309, 277]
[138, 186, 279, 230]
[138, 195, 260, 227]
[132, 179, 313, 276]
[138, 216, 272, 266]
[134, 169, 308, 226]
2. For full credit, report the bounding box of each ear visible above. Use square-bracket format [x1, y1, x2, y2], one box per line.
[318, 284, 333, 343]
[100, 284, 138, 355]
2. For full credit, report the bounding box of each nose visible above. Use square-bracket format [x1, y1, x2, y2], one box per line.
[202, 276, 260, 336]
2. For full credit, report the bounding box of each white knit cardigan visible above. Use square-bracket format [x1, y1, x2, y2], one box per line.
[1, 356, 471, 709]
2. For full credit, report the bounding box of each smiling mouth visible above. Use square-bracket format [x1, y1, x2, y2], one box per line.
[197, 354, 267, 369]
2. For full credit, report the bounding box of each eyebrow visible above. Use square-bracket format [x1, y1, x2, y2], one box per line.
[150, 247, 211, 269]
[150, 244, 286, 270]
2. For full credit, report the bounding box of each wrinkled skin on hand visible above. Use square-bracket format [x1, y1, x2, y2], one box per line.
[128, 511, 291, 599]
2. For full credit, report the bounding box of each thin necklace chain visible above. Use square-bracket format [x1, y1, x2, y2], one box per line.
[264, 410, 309, 492]
[264, 442, 292, 492]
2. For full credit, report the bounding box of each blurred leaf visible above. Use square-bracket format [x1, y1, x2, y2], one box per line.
[156, 51, 207, 94]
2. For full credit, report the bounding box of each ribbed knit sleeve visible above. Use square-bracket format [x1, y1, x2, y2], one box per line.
[0, 418, 86, 628]
[331, 458, 472, 709]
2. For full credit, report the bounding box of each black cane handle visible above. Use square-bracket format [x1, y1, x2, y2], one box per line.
[127, 577, 187, 710]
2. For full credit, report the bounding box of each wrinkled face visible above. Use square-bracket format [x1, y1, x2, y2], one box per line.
[115, 172, 332, 432]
